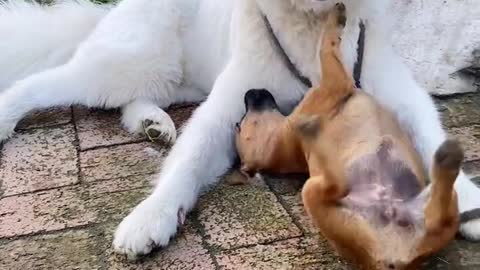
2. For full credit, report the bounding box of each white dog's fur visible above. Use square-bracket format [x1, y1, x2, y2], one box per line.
[1, 0, 480, 257]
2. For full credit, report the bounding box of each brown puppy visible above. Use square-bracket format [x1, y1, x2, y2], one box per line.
[235, 3, 463, 269]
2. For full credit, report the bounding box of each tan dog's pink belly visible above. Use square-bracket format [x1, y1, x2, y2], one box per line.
[342, 137, 424, 229]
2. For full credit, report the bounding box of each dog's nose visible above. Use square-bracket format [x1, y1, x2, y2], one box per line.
[244, 89, 278, 111]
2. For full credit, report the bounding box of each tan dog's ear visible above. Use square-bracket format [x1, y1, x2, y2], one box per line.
[291, 115, 323, 139]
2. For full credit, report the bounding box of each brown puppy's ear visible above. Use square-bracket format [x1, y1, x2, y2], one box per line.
[292, 115, 323, 139]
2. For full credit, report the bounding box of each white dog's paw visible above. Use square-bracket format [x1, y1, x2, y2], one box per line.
[142, 117, 176, 144]
[122, 104, 177, 145]
[113, 198, 185, 259]
[456, 175, 480, 242]
[459, 208, 480, 241]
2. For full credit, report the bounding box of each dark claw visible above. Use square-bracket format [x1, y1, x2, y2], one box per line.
[143, 119, 154, 127]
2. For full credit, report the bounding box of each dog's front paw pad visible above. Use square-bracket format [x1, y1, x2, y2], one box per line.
[142, 118, 176, 144]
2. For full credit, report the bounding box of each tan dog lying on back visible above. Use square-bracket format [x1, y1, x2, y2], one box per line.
[235, 3, 463, 269]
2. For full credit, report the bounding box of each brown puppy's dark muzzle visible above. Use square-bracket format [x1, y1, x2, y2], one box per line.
[244, 89, 279, 112]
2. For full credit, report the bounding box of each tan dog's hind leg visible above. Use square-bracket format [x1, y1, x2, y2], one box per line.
[416, 140, 462, 259]
[424, 140, 463, 234]
[302, 155, 375, 267]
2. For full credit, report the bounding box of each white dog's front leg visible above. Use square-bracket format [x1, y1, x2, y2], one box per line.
[113, 64, 254, 257]
[361, 31, 480, 241]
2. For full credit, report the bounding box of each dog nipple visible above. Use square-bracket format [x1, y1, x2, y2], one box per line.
[379, 205, 397, 224]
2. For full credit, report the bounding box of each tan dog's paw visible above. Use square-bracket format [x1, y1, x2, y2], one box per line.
[334, 3, 346, 27]
[326, 3, 346, 30]
[434, 139, 464, 171]
[322, 3, 347, 53]
[225, 170, 251, 186]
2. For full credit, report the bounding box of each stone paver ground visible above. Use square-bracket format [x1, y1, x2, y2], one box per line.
[1, 94, 479, 270]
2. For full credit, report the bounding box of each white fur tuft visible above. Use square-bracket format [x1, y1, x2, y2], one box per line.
[0, 0, 111, 90]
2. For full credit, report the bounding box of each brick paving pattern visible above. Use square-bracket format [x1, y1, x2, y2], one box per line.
[0, 95, 479, 269]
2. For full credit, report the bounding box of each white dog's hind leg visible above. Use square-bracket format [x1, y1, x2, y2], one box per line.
[0, 0, 110, 90]
[361, 30, 480, 241]
[0, 21, 185, 143]
[113, 64, 261, 256]
[0, 64, 89, 141]
[121, 99, 177, 143]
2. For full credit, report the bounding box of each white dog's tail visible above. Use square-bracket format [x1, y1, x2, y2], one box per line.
[0, 0, 112, 90]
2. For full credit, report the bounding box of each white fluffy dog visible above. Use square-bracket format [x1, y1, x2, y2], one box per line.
[1, 0, 480, 257]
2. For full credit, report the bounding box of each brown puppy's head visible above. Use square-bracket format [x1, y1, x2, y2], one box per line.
[235, 89, 286, 177]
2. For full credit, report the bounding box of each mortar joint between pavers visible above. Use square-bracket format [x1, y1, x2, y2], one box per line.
[264, 179, 307, 237]
[189, 209, 223, 270]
